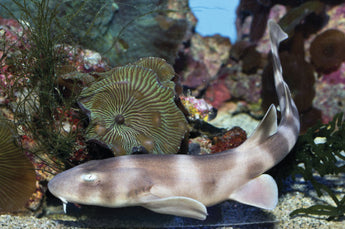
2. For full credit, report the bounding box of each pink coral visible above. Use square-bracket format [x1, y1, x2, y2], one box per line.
[204, 79, 231, 109]
[180, 95, 213, 121]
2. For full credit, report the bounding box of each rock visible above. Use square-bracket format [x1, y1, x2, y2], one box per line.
[0, 0, 192, 66]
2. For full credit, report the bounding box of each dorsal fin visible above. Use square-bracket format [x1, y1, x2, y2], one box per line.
[240, 104, 277, 147]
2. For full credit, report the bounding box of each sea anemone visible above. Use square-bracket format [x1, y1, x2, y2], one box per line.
[0, 118, 36, 212]
[79, 64, 187, 155]
[310, 29, 345, 74]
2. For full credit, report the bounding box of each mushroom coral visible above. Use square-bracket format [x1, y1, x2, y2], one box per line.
[79, 62, 188, 155]
[132, 57, 176, 90]
[310, 29, 345, 74]
[0, 118, 36, 212]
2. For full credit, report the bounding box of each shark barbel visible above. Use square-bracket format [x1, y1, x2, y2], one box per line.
[48, 20, 300, 220]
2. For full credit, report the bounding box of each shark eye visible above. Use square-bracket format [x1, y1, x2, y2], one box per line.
[81, 173, 97, 182]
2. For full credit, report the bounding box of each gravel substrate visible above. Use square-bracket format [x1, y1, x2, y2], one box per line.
[1, 178, 344, 229]
[1, 112, 344, 228]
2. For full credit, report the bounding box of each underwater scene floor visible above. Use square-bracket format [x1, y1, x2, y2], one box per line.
[1, 172, 345, 229]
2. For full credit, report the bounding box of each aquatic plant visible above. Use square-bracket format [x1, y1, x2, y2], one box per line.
[0, 0, 91, 172]
[269, 112, 345, 220]
[0, 117, 36, 212]
[288, 112, 345, 220]
[79, 62, 188, 155]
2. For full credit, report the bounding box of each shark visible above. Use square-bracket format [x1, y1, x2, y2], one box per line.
[48, 21, 300, 220]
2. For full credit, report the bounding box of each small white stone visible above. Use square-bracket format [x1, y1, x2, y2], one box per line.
[314, 137, 327, 144]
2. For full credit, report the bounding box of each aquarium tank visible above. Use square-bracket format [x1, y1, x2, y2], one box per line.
[0, 0, 344, 228]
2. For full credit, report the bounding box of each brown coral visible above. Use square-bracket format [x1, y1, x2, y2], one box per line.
[310, 29, 345, 74]
[0, 118, 36, 212]
[230, 40, 263, 74]
[262, 51, 315, 114]
[79, 63, 187, 155]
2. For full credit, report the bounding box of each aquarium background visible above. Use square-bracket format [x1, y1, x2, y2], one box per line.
[0, 0, 345, 228]
[190, 0, 239, 42]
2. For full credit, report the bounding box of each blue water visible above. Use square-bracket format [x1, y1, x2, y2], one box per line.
[189, 0, 239, 43]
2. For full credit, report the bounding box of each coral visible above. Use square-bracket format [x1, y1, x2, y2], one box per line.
[188, 137, 212, 155]
[55, 45, 110, 74]
[204, 79, 231, 109]
[190, 34, 231, 77]
[179, 59, 209, 91]
[222, 68, 262, 105]
[210, 127, 247, 154]
[176, 33, 231, 95]
[313, 82, 345, 124]
[79, 62, 187, 155]
[132, 57, 175, 90]
[0, 117, 36, 213]
[262, 51, 315, 114]
[310, 29, 345, 74]
[230, 40, 263, 74]
[321, 62, 345, 85]
[180, 95, 214, 121]
[299, 107, 322, 134]
[56, 46, 109, 98]
[278, 1, 325, 36]
[236, 0, 326, 42]
[236, 0, 273, 42]
[258, 1, 335, 130]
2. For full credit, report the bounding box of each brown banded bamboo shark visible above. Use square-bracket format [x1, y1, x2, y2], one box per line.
[48, 21, 300, 220]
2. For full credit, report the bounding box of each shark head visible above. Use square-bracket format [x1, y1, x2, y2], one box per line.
[48, 159, 134, 208]
[48, 160, 105, 206]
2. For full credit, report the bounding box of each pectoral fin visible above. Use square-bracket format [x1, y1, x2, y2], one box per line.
[141, 196, 208, 220]
[229, 174, 278, 210]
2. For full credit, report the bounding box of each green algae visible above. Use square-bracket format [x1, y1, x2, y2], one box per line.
[288, 112, 345, 220]
[0, 0, 86, 170]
